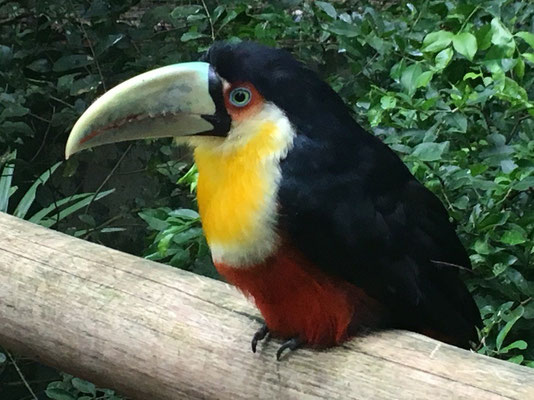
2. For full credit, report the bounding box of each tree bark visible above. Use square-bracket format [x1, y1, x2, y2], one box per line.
[0, 212, 532, 400]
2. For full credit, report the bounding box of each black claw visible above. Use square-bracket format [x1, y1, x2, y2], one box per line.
[251, 324, 269, 353]
[276, 337, 303, 361]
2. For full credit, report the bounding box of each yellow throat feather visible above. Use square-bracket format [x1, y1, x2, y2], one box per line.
[192, 104, 294, 266]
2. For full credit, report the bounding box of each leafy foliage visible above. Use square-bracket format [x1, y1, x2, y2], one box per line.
[140, 206, 216, 277]
[0, 152, 114, 228]
[45, 374, 121, 400]
[0, 0, 533, 398]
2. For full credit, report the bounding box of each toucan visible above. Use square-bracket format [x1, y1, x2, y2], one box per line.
[66, 41, 481, 360]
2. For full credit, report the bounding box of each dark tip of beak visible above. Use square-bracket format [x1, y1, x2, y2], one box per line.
[201, 66, 231, 137]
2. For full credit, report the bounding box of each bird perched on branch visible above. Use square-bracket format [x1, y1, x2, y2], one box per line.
[66, 41, 481, 360]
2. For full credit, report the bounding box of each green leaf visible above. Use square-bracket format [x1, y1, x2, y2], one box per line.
[514, 57, 525, 79]
[27, 58, 51, 73]
[70, 75, 100, 96]
[316, 1, 337, 19]
[500, 230, 526, 245]
[490, 18, 515, 49]
[29, 190, 115, 227]
[326, 20, 359, 38]
[500, 159, 517, 173]
[94, 34, 124, 56]
[28, 193, 89, 224]
[53, 55, 93, 72]
[180, 32, 207, 42]
[470, 164, 488, 176]
[512, 177, 534, 191]
[522, 53, 534, 63]
[169, 209, 200, 220]
[515, 31, 534, 49]
[444, 113, 468, 133]
[390, 60, 405, 80]
[177, 164, 198, 192]
[212, 5, 225, 23]
[170, 5, 202, 18]
[169, 247, 190, 267]
[415, 71, 433, 88]
[411, 142, 449, 162]
[138, 211, 170, 231]
[0, 99, 29, 118]
[434, 47, 453, 70]
[171, 228, 202, 245]
[477, 212, 510, 232]
[57, 74, 79, 94]
[476, 24, 493, 50]
[507, 355, 524, 364]
[0, 150, 16, 213]
[45, 388, 76, 400]
[496, 306, 524, 351]
[71, 378, 96, 395]
[401, 64, 422, 95]
[217, 9, 241, 31]
[0, 45, 12, 66]
[100, 227, 126, 233]
[505, 268, 532, 297]
[380, 95, 396, 110]
[463, 72, 481, 81]
[157, 232, 175, 255]
[500, 340, 527, 354]
[14, 162, 61, 219]
[453, 32, 477, 61]
[422, 30, 454, 53]
[39, 189, 115, 228]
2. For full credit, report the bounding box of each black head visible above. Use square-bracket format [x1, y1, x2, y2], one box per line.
[202, 41, 358, 137]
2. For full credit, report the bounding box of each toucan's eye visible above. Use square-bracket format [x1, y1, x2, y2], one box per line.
[229, 87, 252, 107]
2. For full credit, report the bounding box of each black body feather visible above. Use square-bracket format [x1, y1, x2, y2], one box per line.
[204, 41, 481, 347]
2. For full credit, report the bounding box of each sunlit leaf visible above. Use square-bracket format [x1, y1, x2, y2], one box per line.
[316, 1, 337, 19]
[453, 32, 477, 61]
[411, 142, 449, 162]
[491, 18, 515, 49]
[400, 63, 422, 94]
[515, 31, 534, 49]
[500, 230, 526, 245]
[422, 30, 454, 53]
[435, 47, 453, 70]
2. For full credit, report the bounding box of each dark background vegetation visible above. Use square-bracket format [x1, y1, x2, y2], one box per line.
[1, 0, 533, 398]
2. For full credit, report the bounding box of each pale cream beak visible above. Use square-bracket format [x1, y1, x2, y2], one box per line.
[65, 61, 230, 159]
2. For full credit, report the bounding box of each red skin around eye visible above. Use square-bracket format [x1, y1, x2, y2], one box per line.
[224, 82, 264, 121]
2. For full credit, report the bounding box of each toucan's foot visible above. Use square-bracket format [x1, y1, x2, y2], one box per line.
[276, 337, 303, 361]
[251, 324, 269, 353]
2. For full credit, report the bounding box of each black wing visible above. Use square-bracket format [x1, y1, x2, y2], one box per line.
[278, 129, 481, 347]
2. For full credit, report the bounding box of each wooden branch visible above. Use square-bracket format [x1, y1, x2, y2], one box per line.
[0, 212, 532, 399]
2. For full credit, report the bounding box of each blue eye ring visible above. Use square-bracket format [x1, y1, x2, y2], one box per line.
[229, 87, 252, 107]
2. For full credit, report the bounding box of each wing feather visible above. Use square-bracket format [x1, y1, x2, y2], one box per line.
[279, 131, 480, 346]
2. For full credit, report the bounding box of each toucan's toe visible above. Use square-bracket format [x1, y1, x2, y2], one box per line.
[276, 337, 303, 361]
[251, 324, 269, 353]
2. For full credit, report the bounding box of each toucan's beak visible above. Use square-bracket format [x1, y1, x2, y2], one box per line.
[65, 62, 230, 159]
